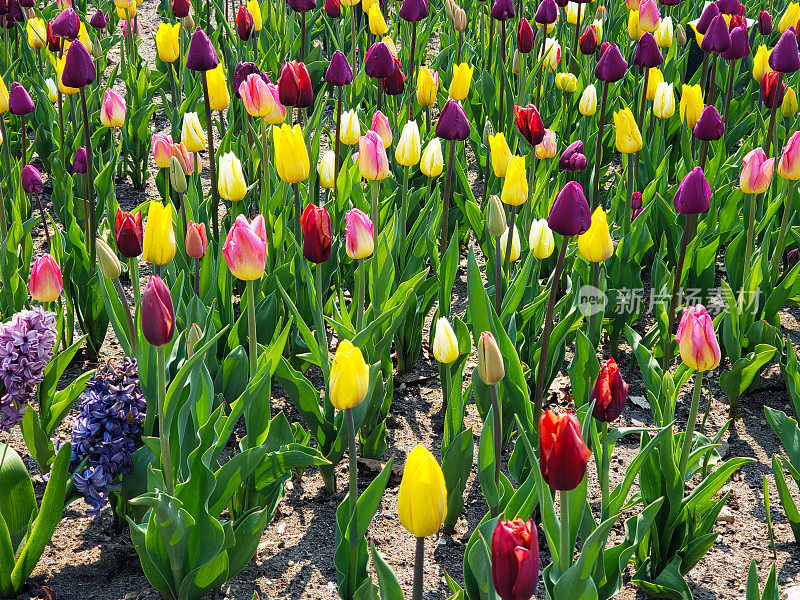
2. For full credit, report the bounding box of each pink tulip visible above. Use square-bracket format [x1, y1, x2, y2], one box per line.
[152, 132, 173, 168]
[740, 148, 775, 194]
[222, 214, 267, 280]
[120, 18, 142, 39]
[674, 304, 720, 372]
[778, 131, 800, 180]
[171, 141, 196, 174]
[358, 130, 390, 181]
[185, 221, 208, 258]
[371, 110, 392, 148]
[535, 129, 558, 159]
[239, 73, 284, 121]
[638, 0, 660, 32]
[345, 208, 374, 259]
[29, 254, 63, 302]
[100, 88, 126, 127]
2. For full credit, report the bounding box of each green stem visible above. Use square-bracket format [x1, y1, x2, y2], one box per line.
[202, 71, 219, 240]
[315, 262, 327, 367]
[370, 180, 379, 312]
[399, 166, 409, 272]
[678, 370, 703, 481]
[157, 346, 173, 496]
[129, 258, 141, 307]
[600, 421, 610, 520]
[79, 88, 95, 266]
[346, 407, 358, 600]
[113, 277, 137, 355]
[771, 180, 795, 284]
[247, 280, 258, 376]
[559, 489, 571, 574]
[662, 213, 697, 371]
[490, 383, 502, 517]
[412, 537, 425, 600]
[356, 258, 365, 331]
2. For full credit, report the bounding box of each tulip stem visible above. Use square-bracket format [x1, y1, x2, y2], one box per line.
[351, 6, 357, 79]
[315, 262, 328, 364]
[440, 141, 456, 264]
[412, 537, 425, 600]
[559, 489, 571, 575]
[678, 370, 703, 483]
[399, 166, 409, 272]
[502, 204, 517, 292]
[722, 63, 736, 132]
[194, 257, 200, 298]
[571, 3, 582, 75]
[699, 52, 709, 98]
[113, 277, 137, 356]
[765, 79, 781, 157]
[489, 383, 502, 514]
[623, 153, 634, 237]
[129, 258, 141, 308]
[202, 71, 220, 240]
[19, 114, 26, 166]
[370, 180, 380, 311]
[517, 48, 526, 108]
[482, 143, 492, 209]
[499, 20, 506, 133]
[246, 280, 258, 377]
[488, 17, 494, 72]
[662, 213, 697, 371]
[533, 236, 569, 438]
[536, 25, 547, 108]
[345, 407, 359, 600]
[261, 119, 274, 260]
[589, 262, 601, 345]
[743, 193, 759, 293]
[591, 82, 609, 210]
[494, 232, 503, 316]
[157, 346, 174, 496]
[356, 259, 365, 331]
[771, 180, 795, 284]
[79, 87, 96, 267]
[600, 421, 610, 521]
[335, 87, 342, 206]
[707, 53, 719, 106]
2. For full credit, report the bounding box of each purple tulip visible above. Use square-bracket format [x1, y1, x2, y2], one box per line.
[558, 140, 584, 171]
[633, 32, 664, 68]
[696, 2, 720, 34]
[548, 181, 591, 236]
[674, 167, 711, 215]
[62, 40, 96, 89]
[90, 9, 108, 30]
[231, 62, 261, 98]
[8, 83, 34, 115]
[142, 276, 175, 347]
[693, 106, 724, 141]
[716, 0, 739, 14]
[490, 0, 514, 21]
[365, 42, 395, 79]
[759, 10, 773, 36]
[287, 0, 316, 12]
[770, 28, 800, 74]
[186, 27, 219, 72]
[722, 26, 749, 61]
[594, 43, 627, 83]
[534, 0, 557, 24]
[436, 99, 470, 141]
[73, 147, 88, 174]
[399, 0, 429, 22]
[325, 50, 353, 86]
[51, 7, 80, 40]
[21, 165, 43, 194]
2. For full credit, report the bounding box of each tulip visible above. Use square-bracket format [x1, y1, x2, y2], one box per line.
[72, 147, 87, 174]
[206, 64, 230, 111]
[21, 164, 42, 193]
[300, 203, 332, 263]
[29, 254, 62, 302]
[277, 60, 313, 108]
[555, 72, 577, 93]
[693, 105, 724, 141]
[239, 73, 270, 117]
[696, 2, 719, 34]
[365, 42, 395, 79]
[60, 40, 95, 89]
[674, 167, 711, 214]
[184, 221, 208, 258]
[653, 81, 675, 119]
[488, 132, 512, 177]
[324, 0, 341, 17]
[539, 38, 562, 71]
[432, 317, 459, 364]
[421, 138, 443, 177]
[142, 275, 175, 347]
[45, 78, 58, 103]
[638, 0, 659, 32]
[449, 63, 474, 101]
[90, 9, 108, 29]
[218, 152, 247, 202]
[500, 156, 527, 206]
[325, 51, 353, 86]
[491, 518, 539, 600]
[416, 67, 438, 106]
[396, 121, 421, 167]
[436, 99, 470, 141]
[654, 15, 673, 47]
[100, 89, 125, 127]
[169, 156, 188, 194]
[579, 24, 598, 54]
[679, 84, 703, 129]
[368, 4, 388, 35]
[559, 139, 586, 171]
[740, 148, 775, 195]
[486, 195, 507, 237]
[778, 131, 800, 180]
[398, 445, 447, 538]
[578, 207, 613, 262]
[171, 142, 195, 175]
[96, 238, 122, 280]
[700, 14, 730, 54]
[772, 29, 800, 75]
[518, 18, 534, 54]
[236, 5, 254, 40]
[399, 0, 428, 21]
[780, 3, 800, 33]
[142, 201, 176, 265]
[232, 62, 261, 98]
[759, 10, 773, 35]
[222, 214, 267, 280]
[753, 45, 772, 82]
[339, 109, 361, 145]
[152, 132, 173, 168]
[591, 357, 628, 422]
[525, 218, 554, 259]
[247, 0, 262, 29]
[115, 210, 143, 258]
[27, 17, 46, 49]
[329, 340, 370, 410]
[318, 151, 336, 189]
[784, 87, 799, 117]
[345, 208, 374, 259]
[675, 304, 720, 371]
[579, 84, 597, 116]
[51, 7, 79, 39]
[499, 225, 521, 262]
[594, 42, 627, 82]
[358, 130, 390, 180]
[539, 409, 591, 491]
[548, 181, 591, 236]
[156, 22, 180, 62]
[535, 129, 557, 159]
[186, 27, 218, 71]
[181, 113, 206, 152]
[722, 26, 749, 61]
[477, 331, 505, 385]
[535, 0, 557, 24]
[490, 0, 514, 20]
[613, 106, 643, 153]
[371, 110, 393, 147]
[171, 0, 189, 16]
[273, 124, 310, 183]
[633, 33, 663, 71]
[513, 104, 545, 146]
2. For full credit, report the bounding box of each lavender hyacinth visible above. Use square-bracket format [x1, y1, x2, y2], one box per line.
[70, 359, 146, 514]
[0, 307, 57, 432]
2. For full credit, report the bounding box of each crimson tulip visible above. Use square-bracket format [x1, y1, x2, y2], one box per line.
[539, 409, 591, 491]
[115, 210, 144, 258]
[591, 357, 629, 422]
[142, 275, 175, 347]
[491, 518, 539, 600]
[300, 203, 332, 263]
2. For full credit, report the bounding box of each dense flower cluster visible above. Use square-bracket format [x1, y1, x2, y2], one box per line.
[70, 358, 146, 514]
[0, 307, 57, 433]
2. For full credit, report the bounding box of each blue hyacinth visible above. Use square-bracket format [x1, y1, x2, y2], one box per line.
[70, 358, 146, 515]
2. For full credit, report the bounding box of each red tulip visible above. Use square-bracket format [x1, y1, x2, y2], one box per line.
[278, 60, 313, 108]
[300, 203, 332, 263]
[236, 6, 254, 41]
[142, 275, 175, 347]
[761, 70, 786, 108]
[115, 209, 144, 258]
[539, 409, 591, 491]
[491, 518, 539, 600]
[590, 357, 629, 423]
[513, 104, 545, 146]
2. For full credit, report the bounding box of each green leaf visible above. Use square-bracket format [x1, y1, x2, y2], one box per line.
[369, 542, 404, 600]
[0, 446, 36, 551]
[567, 331, 600, 409]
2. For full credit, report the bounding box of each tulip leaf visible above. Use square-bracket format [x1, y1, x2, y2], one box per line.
[369, 542, 404, 600]
[719, 344, 776, 405]
[567, 331, 600, 409]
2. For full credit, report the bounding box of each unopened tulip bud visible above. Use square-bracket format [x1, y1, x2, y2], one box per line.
[579, 84, 597, 116]
[421, 138, 444, 177]
[512, 50, 520, 75]
[181, 14, 194, 31]
[142, 275, 175, 347]
[397, 445, 447, 538]
[453, 6, 466, 31]
[29, 254, 63, 302]
[578, 207, 613, 262]
[318, 150, 336, 189]
[784, 87, 799, 117]
[483, 120, 495, 145]
[478, 331, 505, 385]
[329, 340, 370, 410]
[345, 208, 374, 259]
[499, 225, 521, 262]
[218, 152, 247, 202]
[486, 194, 507, 237]
[535, 129, 557, 159]
[675, 23, 687, 45]
[492, 518, 540, 600]
[96, 237, 122, 279]
[22, 164, 43, 194]
[186, 322, 202, 358]
[432, 317, 459, 364]
[528, 218, 554, 259]
[185, 221, 208, 258]
[396, 121, 422, 166]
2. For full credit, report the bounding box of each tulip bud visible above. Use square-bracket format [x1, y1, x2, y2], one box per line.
[207, 64, 230, 111]
[673, 167, 711, 214]
[186, 27, 219, 71]
[483, 120, 495, 145]
[182, 221, 208, 260]
[633, 31, 664, 68]
[329, 340, 370, 410]
[397, 445, 447, 537]
[675, 304, 721, 371]
[675, 23, 687, 45]
[399, 0, 429, 22]
[371, 110, 393, 147]
[594, 42, 627, 82]
[181, 14, 194, 30]
[96, 237, 122, 279]
[51, 7, 80, 39]
[513, 104, 544, 146]
[477, 331, 505, 385]
[528, 218, 554, 259]
[771, 29, 800, 74]
[29, 254, 63, 302]
[449, 62, 474, 101]
[679, 84, 704, 129]
[692, 105, 724, 141]
[779, 131, 800, 180]
[500, 156, 528, 206]
[358, 130, 390, 180]
[73, 146, 88, 174]
[548, 181, 591, 236]
[486, 194, 507, 237]
[436, 99, 470, 141]
[186, 322, 203, 358]
[45, 78, 58, 103]
[518, 17, 534, 53]
[578, 207, 613, 262]
[318, 150, 336, 189]
[181, 112, 206, 152]
[339, 109, 361, 145]
[142, 201, 177, 265]
[62, 40, 95, 89]
[171, 0, 190, 17]
[21, 164, 43, 194]
[579, 84, 597, 116]
[396, 121, 422, 167]
[156, 22, 180, 63]
[759, 10, 773, 36]
[416, 67, 438, 106]
[490, 0, 514, 21]
[236, 5, 255, 40]
[324, 0, 341, 17]
[539, 409, 591, 490]
[90, 9, 108, 29]
[273, 124, 311, 183]
[421, 138, 444, 177]
[365, 42, 395, 79]
[488, 132, 512, 177]
[780, 2, 800, 34]
[499, 225, 521, 262]
[142, 275, 175, 347]
[169, 155, 188, 193]
[654, 15, 673, 48]
[300, 203, 332, 263]
[534, 0, 557, 25]
[223, 215, 267, 280]
[453, 6, 466, 31]
[247, 0, 262, 29]
[491, 518, 539, 600]
[218, 152, 248, 202]
[115, 210, 143, 258]
[579, 24, 598, 54]
[591, 357, 628, 422]
[325, 50, 353, 86]
[100, 88, 126, 127]
[535, 129, 558, 159]
[555, 72, 577, 92]
[345, 208, 374, 259]
[8, 82, 34, 115]
[432, 317, 459, 364]
[613, 106, 643, 154]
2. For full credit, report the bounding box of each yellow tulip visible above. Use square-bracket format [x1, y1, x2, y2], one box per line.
[679, 84, 703, 129]
[654, 15, 673, 48]
[417, 67, 438, 106]
[488, 132, 512, 178]
[368, 4, 388, 36]
[142, 201, 177, 265]
[780, 2, 800, 33]
[339, 109, 361, 145]
[627, 9, 642, 40]
[362, 0, 377, 10]
[753, 45, 771, 83]
[499, 225, 521, 262]
[318, 150, 336, 189]
[529, 218, 554, 259]
[613, 106, 642, 154]
[578, 207, 613, 262]
[783, 87, 798, 118]
[182, 112, 206, 152]
[27, 18, 46, 50]
[156, 22, 180, 63]
[218, 152, 247, 201]
[273, 124, 310, 183]
[247, 0, 263, 31]
[646, 67, 663, 102]
[449, 63, 474, 101]
[45, 78, 58, 103]
[397, 445, 447, 538]
[207, 64, 230, 111]
[396, 121, 421, 167]
[55, 56, 78, 96]
[329, 340, 370, 410]
[500, 156, 528, 206]
[579, 84, 597, 116]
[78, 23, 92, 52]
[565, 1, 580, 25]
[0, 75, 8, 114]
[555, 72, 577, 93]
[432, 317, 459, 364]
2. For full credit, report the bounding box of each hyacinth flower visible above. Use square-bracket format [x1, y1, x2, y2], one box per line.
[70, 359, 146, 514]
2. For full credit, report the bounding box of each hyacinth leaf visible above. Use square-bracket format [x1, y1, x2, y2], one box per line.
[369, 541, 404, 600]
[9, 442, 70, 593]
[0, 446, 36, 551]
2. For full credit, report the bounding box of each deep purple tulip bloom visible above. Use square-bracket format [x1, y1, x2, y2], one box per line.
[186, 27, 219, 72]
[51, 7, 80, 40]
[287, 0, 316, 12]
[770, 28, 800, 73]
[517, 17, 534, 54]
[490, 0, 514, 21]
[548, 181, 591, 236]
[696, 2, 720, 34]
[633, 32, 664, 68]
[722, 26, 749, 61]
[21, 165, 43, 194]
[693, 106, 724, 141]
[365, 42, 395, 79]
[8, 82, 34, 115]
[559, 141, 587, 171]
[73, 147, 88, 174]
[62, 40, 96, 88]
[594, 43, 627, 82]
[232, 62, 261, 98]
[399, 0, 429, 22]
[534, 0, 557, 24]
[674, 167, 711, 215]
[700, 14, 731, 54]
[436, 99, 470, 141]
[325, 50, 353, 86]
[759, 10, 773, 36]
[716, 0, 739, 14]
[90, 9, 108, 30]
